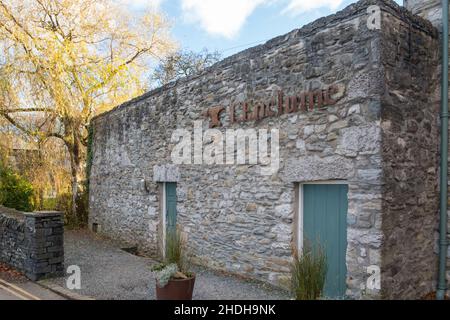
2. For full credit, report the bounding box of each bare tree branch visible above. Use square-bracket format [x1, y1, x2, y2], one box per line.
[3, 108, 55, 113]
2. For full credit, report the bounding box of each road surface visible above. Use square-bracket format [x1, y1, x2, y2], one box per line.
[0, 278, 66, 300]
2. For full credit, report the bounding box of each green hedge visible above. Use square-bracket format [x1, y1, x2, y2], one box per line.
[0, 161, 34, 212]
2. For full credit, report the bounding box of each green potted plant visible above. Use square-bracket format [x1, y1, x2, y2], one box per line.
[291, 241, 328, 300]
[151, 230, 195, 300]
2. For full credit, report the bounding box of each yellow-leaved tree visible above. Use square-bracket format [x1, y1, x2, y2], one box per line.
[0, 0, 175, 222]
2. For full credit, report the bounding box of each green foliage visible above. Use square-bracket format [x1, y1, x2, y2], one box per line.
[291, 242, 328, 300]
[53, 192, 86, 229]
[165, 230, 191, 274]
[150, 263, 168, 272]
[166, 231, 182, 266]
[0, 161, 34, 212]
[77, 190, 89, 226]
[0, 180, 5, 205]
[41, 197, 58, 210]
[56, 188, 89, 229]
[150, 229, 193, 286]
[152, 263, 178, 288]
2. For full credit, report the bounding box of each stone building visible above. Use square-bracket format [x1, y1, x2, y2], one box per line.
[88, 0, 445, 299]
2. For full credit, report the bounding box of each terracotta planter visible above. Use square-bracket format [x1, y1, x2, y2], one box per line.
[155, 275, 196, 300]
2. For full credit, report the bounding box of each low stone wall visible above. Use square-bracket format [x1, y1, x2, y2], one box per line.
[0, 206, 64, 281]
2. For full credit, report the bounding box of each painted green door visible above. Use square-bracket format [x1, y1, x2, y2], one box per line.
[165, 183, 177, 240]
[303, 184, 348, 298]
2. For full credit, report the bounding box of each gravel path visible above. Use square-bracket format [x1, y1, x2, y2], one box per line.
[43, 229, 291, 300]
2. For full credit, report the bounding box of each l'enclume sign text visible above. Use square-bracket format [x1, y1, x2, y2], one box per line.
[203, 84, 344, 128]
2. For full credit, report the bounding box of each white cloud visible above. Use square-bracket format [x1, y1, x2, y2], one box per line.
[181, 0, 268, 39]
[282, 0, 343, 15]
[180, 0, 345, 38]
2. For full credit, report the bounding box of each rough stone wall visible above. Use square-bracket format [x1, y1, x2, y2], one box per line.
[0, 207, 27, 272]
[89, 0, 439, 299]
[380, 6, 440, 298]
[404, 0, 450, 297]
[0, 206, 64, 281]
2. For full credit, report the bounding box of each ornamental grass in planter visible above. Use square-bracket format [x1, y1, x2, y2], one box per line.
[291, 242, 328, 300]
[151, 230, 195, 300]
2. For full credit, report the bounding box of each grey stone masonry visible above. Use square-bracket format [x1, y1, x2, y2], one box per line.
[90, 0, 440, 299]
[405, 0, 450, 297]
[0, 206, 64, 281]
[404, 0, 445, 27]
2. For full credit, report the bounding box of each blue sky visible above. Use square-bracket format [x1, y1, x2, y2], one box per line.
[120, 0, 403, 58]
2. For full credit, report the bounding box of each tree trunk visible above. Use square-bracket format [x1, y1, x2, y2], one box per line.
[37, 147, 44, 210]
[70, 162, 79, 221]
[67, 132, 84, 226]
[39, 189, 44, 211]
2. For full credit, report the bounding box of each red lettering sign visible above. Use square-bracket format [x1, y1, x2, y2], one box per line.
[204, 85, 343, 127]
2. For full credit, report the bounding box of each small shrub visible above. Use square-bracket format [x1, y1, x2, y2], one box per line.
[55, 192, 87, 229]
[75, 185, 89, 226]
[291, 242, 328, 300]
[0, 161, 34, 212]
[42, 197, 58, 210]
[53, 192, 72, 225]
